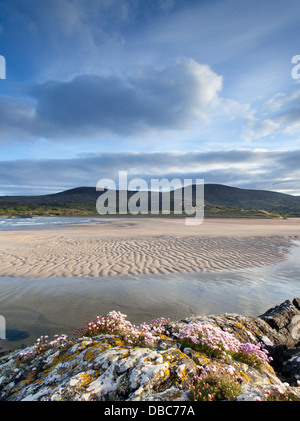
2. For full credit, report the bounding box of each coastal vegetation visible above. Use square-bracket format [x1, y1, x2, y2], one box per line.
[0, 202, 293, 218]
[0, 202, 97, 217]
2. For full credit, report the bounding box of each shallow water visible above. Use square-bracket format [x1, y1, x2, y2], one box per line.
[0, 240, 299, 353]
[0, 217, 107, 231]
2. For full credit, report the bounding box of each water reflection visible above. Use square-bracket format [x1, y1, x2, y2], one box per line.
[0, 241, 299, 352]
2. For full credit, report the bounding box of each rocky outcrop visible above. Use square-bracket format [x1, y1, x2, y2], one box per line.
[260, 298, 300, 347]
[0, 299, 299, 401]
[259, 298, 300, 385]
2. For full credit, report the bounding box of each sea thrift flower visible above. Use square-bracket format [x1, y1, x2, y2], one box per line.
[179, 323, 241, 359]
[75, 311, 170, 348]
[18, 334, 68, 360]
[236, 341, 272, 367]
[179, 323, 271, 367]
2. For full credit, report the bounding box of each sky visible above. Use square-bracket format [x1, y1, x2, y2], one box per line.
[0, 0, 300, 196]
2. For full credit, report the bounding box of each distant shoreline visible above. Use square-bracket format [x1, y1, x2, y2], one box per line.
[0, 210, 297, 219]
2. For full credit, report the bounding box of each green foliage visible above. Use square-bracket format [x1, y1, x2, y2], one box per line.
[0, 203, 97, 217]
[181, 337, 226, 360]
[232, 350, 264, 369]
[203, 204, 284, 218]
[0, 202, 292, 218]
[189, 373, 242, 401]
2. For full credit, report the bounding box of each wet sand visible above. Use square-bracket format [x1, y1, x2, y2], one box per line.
[0, 217, 299, 278]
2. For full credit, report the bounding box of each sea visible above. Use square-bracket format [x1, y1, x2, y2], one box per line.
[0, 216, 108, 231]
[0, 217, 299, 352]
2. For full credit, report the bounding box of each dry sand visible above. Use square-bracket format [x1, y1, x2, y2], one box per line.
[0, 217, 299, 278]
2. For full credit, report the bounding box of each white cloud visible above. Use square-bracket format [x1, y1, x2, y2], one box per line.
[243, 117, 280, 141]
[263, 89, 300, 113]
[237, 87, 300, 141]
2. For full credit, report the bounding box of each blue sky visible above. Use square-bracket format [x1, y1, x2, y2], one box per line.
[0, 0, 300, 195]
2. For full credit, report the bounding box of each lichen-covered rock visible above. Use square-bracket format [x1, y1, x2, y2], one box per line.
[0, 299, 300, 401]
[0, 335, 194, 401]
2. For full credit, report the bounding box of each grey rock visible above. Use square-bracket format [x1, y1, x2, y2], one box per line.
[259, 299, 300, 348]
[280, 346, 300, 386]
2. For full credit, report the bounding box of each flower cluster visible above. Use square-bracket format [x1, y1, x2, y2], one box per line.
[75, 311, 170, 347]
[263, 386, 300, 401]
[235, 341, 271, 367]
[18, 334, 68, 360]
[179, 323, 241, 359]
[189, 365, 242, 401]
[178, 323, 271, 367]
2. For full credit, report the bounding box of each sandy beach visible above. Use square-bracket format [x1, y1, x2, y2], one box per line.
[0, 217, 299, 278]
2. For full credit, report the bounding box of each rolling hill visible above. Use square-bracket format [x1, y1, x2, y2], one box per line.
[0, 184, 300, 215]
[1, 184, 300, 209]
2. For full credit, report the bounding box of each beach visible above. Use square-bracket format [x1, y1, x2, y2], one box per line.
[1, 216, 300, 352]
[0, 217, 299, 278]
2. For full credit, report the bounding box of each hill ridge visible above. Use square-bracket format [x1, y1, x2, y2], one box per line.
[1, 184, 300, 212]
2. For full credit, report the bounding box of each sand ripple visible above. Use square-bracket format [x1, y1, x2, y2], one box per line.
[0, 235, 294, 278]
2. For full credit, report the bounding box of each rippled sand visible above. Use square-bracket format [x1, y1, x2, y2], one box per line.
[0, 217, 299, 278]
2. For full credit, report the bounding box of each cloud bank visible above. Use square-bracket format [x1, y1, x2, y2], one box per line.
[1, 149, 300, 196]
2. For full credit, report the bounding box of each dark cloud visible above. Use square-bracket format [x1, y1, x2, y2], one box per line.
[0, 96, 36, 140]
[0, 60, 222, 142]
[31, 60, 221, 136]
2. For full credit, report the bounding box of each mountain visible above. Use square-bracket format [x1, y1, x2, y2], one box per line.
[0, 187, 99, 204]
[1, 184, 300, 212]
[202, 184, 300, 211]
